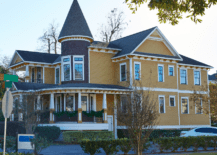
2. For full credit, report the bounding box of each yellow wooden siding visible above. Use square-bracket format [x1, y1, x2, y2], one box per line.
[89, 51, 115, 84]
[136, 40, 174, 56]
[45, 68, 55, 84]
[132, 60, 178, 89]
[179, 93, 210, 125]
[178, 68, 208, 91]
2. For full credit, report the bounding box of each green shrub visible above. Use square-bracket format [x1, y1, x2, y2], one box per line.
[100, 139, 119, 155]
[33, 126, 60, 142]
[180, 136, 192, 152]
[80, 139, 101, 155]
[63, 131, 114, 144]
[117, 138, 132, 155]
[0, 136, 16, 152]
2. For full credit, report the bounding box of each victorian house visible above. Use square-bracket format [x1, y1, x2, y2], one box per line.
[8, 0, 213, 139]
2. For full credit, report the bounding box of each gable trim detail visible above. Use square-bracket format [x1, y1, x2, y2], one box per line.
[9, 51, 25, 67]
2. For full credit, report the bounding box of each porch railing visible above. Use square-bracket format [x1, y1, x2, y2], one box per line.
[28, 78, 43, 84]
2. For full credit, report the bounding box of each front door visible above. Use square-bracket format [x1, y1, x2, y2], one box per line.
[107, 115, 113, 131]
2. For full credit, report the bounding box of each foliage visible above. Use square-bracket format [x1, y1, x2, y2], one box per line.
[30, 134, 52, 155]
[0, 122, 26, 137]
[53, 111, 78, 117]
[63, 131, 114, 144]
[99, 139, 119, 155]
[124, 0, 217, 25]
[82, 110, 104, 118]
[0, 65, 9, 100]
[0, 136, 16, 152]
[33, 126, 61, 142]
[118, 138, 132, 155]
[80, 139, 101, 155]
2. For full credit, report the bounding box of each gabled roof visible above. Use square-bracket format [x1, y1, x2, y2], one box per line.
[58, 0, 93, 40]
[15, 50, 60, 64]
[13, 82, 130, 91]
[110, 27, 156, 58]
[178, 54, 212, 68]
[209, 73, 217, 81]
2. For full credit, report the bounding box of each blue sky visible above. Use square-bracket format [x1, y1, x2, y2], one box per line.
[0, 0, 217, 74]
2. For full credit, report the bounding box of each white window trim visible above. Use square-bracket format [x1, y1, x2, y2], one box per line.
[73, 55, 84, 81]
[169, 95, 176, 107]
[66, 93, 76, 111]
[120, 63, 127, 82]
[158, 64, 164, 82]
[180, 68, 188, 85]
[90, 94, 96, 111]
[81, 94, 89, 112]
[61, 55, 71, 81]
[181, 97, 189, 114]
[194, 69, 201, 86]
[195, 98, 203, 114]
[134, 61, 141, 80]
[158, 95, 165, 113]
[55, 94, 62, 112]
[168, 65, 174, 76]
[55, 66, 60, 84]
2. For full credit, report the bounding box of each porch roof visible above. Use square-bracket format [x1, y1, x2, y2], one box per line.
[13, 82, 131, 92]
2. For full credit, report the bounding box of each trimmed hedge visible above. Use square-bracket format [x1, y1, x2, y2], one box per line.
[0, 122, 26, 137]
[33, 126, 61, 142]
[63, 131, 114, 143]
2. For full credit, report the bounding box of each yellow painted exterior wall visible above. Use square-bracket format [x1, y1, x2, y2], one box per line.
[178, 68, 208, 91]
[45, 68, 55, 84]
[136, 40, 174, 56]
[179, 93, 210, 125]
[89, 51, 115, 84]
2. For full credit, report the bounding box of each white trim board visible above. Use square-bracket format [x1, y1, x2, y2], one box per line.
[117, 125, 211, 129]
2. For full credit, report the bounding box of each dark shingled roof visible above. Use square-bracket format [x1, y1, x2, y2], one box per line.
[16, 50, 60, 64]
[58, 0, 93, 40]
[110, 27, 156, 58]
[178, 54, 212, 68]
[209, 73, 217, 81]
[134, 51, 181, 60]
[90, 41, 121, 49]
[53, 56, 61, 63]
[13, 82, 130, 91]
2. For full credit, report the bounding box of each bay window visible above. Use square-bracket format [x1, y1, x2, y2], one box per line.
[61, 56, 71, 81]
[73, 56, 84, 81]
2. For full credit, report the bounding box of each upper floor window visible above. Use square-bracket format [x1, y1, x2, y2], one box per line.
[55, 67, 60, 84]
[168, 65, 174, 76]
[181, 97, 189, 114]
[159, 95, 165, 113]
[120, 63, 127, 82]
[134, 62, 141, 80]
[180, 69, 187, 84]
[73, 56, 84, 81]
[61, 56, 71, 81]
[194, 71, 200, 85]
[158, 65, 164, 82]
[195, 99, 202, 114]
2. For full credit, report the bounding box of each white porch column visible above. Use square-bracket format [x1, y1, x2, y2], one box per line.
[78, 92, 82, 123]
[25, 65, 29, 82]
[114, 94, 117, 139]
[37, 95, 41, 111]
[103, 93, 107, 123]
[43, 67, 45, 84]
[64, 94, 66, 111]
[49, 93, 54, 123]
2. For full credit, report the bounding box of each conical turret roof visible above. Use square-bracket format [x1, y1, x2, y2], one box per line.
[58, 0, 93, 41]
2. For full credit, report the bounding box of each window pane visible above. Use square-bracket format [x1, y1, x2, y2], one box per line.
[81, 96, 87, 111]
[121, 65, 126, 81]
[135, 64, 140, 80]
[75, 64, 83, 80]
[170, 98, 175, 106]
[64, 64, 70, 81]
[181, 70, 186, 84]
[182, 98, 188, 114]
[66, 96, 74, 112]
[32, 68, 35, 82]
[194, 71, 200, 85]
[121, 96, 127, 113]
[158, 66, 163, 82]
[74, 58, 83, 61]
[56, 68, 59, 84]
[159, 97, 164, 113]
[63, 58, 70, 62]
[169, 67, 173, 76]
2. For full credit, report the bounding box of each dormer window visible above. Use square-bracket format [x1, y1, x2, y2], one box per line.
[61, 56, 71, 82]
[73, 56, 84, 81]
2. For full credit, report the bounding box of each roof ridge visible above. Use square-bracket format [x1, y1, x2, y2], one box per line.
[179, 54, 212, 67]
[17, 50, 61, 55]
[111, 26, 157, 43]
